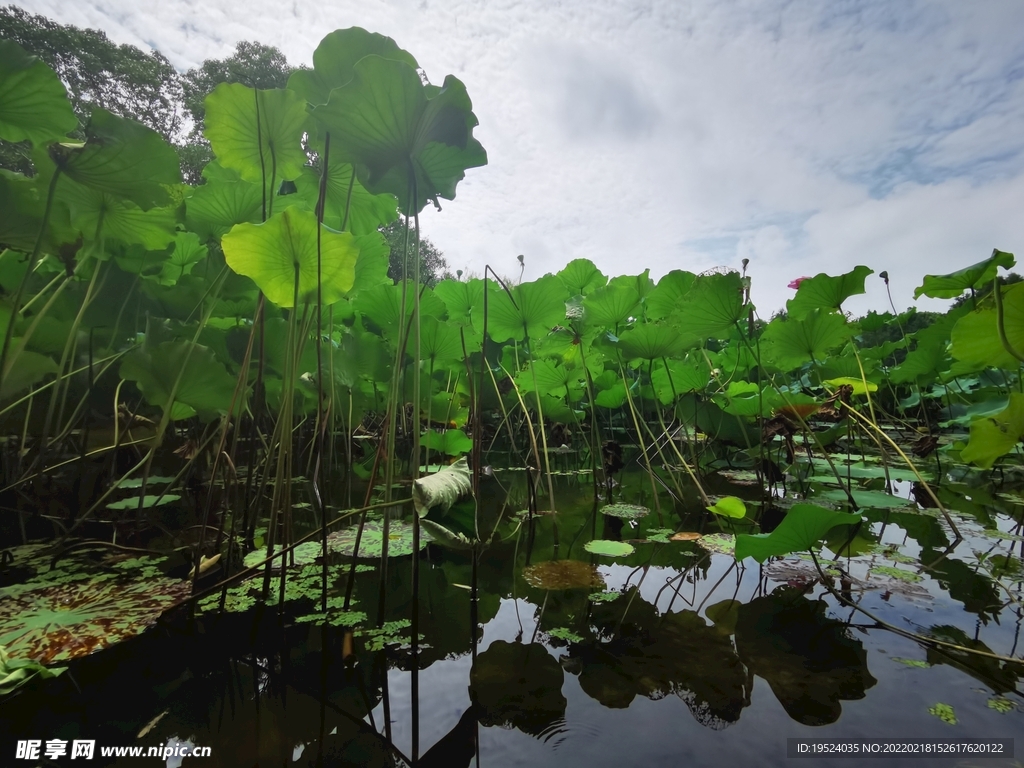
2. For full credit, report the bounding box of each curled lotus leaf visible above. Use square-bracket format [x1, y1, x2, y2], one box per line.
[600, 503, 649, 521]
[326, 518, 430, 559]
[522, 560, 606, 591]
[584, 540, 634, 558]
[0, 576, 190, 664]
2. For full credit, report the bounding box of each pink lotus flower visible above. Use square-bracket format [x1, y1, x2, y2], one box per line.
[788, 276, 811, 289]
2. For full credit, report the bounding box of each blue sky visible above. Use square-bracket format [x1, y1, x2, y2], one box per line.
[18, 0, 1024, 316]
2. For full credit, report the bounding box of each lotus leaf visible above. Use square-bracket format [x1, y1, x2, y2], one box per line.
[915, 249, 1015, 299]
[761, 309, 852, 370]
[600, 503, 649, 520]
[646, 270, 697, 320]
[293, 163, 398, 236]
[582, 282, 640, 329]
[707, 496, 747, 519]
[483, 275, 567, 343]
[0, 576, 190, 664]
[418, 519, 474, 550]
[412, 456, 472, 516]
[735, 504, 861, 563]
[584, 540, 634, 558]
[674, 271, 746, 340]
[106, 494, 181, 510]
[243, 541, 324, 568]
[786, 265, 872, 319]
[950, 282, 1024, 372]
[557, 258, 607, 296]
[0, 40, 77, 145]
[696, 533, 735, 555]
[522, 560, 605, 590]
[422, 428, 472, 456]
[327, 519, 428, 559]
[185, 166, 263, 241]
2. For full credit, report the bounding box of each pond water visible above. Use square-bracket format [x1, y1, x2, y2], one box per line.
[2, 468, 1023, 767]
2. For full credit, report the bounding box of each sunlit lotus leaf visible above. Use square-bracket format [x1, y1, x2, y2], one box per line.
[354, 282, 446, 341]
[434, 277, 485, 328]
[646, 270, 696, 320]
[222, 207, 359, 308]
[707, 496, 746, 519]
[326, 518, 429, 559]
[735, 587, 876, 725]
[422, 428, 472, 456]
[600, 503, 649, 521]
[205, 84, 308, 184]
[294, 163, 398, 236]
[674, 271, 746, 340]
[412, 455, 472, 516]
[59, 108, 179, 209]
[312, 55, 486, 213]
[557, 258, 607, 296]
[156, 232, 207, 285]
[950, 282, 1024, 372]
[58, 177, 177, 251]
[583, 282, 640, 329]
[483, 275, 567, 343]
[696, 533, 735, 555]
[651, 357, 710, 404]
[608, 270, 655, 301]
[961, 392, 1024, 469]
[0, 576, 190, 664]
[823, 377, 876, 396]
[915, 249, 1015, 299]
[470, 641, 566, 736]
[786, 265, 872, 319]
[119, 341, 241, 421]
[761, 309, 852, 370]
[522, 560, 605, 590]
[735, 504, 861, 563]
[185, 165, 262, 241]
[419, 315, 464, 365]
[288, 27, 418, 107]
[515, 359, 585, 400]
[584, 540, 634, 558]
[617, 323, 689, 360]
[0, 40, 77, 145]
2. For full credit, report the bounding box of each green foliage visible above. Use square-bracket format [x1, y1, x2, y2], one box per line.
[786, 265, 872, 318]
[961, 393, 1024, 468]
[928, 702, 957, 725]
[734, 505, 861, 563]
[916, 249, 1015, 299]
[0, 39, 77, 146]
[707, 496, 747, 519]
[584, 540, 635, 558]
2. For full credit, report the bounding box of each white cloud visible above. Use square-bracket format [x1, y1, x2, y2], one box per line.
[17, 0, 1024, 315]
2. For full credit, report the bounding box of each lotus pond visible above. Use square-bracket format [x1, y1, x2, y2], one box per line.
[1, 22, 1024, 768]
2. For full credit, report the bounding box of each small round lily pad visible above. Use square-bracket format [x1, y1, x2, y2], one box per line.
[696, 533, 735, 556]
[600, 503, 649, 521]
[327, 519, 429, 559]
[523, 560, 605, 590]
[584, 540, 635, 558]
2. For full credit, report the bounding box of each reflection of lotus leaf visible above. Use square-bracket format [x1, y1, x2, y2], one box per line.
[327, 519, 429, 558]
[470, 641, 566, 736]
[600, 503, 649, 520]
[697, 533, 735, 555]
[523, 560, 605, 590]
[0, 576, 190, 663]
[734, 586, 876, 726]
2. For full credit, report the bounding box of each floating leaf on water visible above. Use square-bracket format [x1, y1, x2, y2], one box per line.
[547, 627, 583, 643]
[106, 494, 181, 510]
[584, 540, 635, 558]
[600, 503, 649, 521]
[670, 531, 702, 542]
[523, 560, 605, 590]
[816, 488, 911, 509]
[987, 696, 1015, 713]
[892, 657, 930, 668]
[0, 576, 190, 664]
[588, 591, 620, 603]
[707, 496, 747, 519]
[114, 476, 177, 489]
[243, 541, 324, 569]
[979, 529, 1024, 543]
[644, 527, 673, 544]
[327, 519, 428, 559]
[870, 565, 923, 583]
[696, 533, 735, 555]
[928, 702, 957, 725]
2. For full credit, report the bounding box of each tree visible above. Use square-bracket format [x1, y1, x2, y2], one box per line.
[951, 272, 1023, 309]
[382, 218, 452, 286]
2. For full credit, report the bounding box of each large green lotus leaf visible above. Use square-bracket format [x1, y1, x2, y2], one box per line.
[329, 330, 389, 389]
[646, 270, 696, 320]
[119, 340, 241, 421]
[0, 40, 77, 145]
[786, 266, 873, 319]
[516, 359, 586, 398]
[0, 576, 190, 664]
[158, 232, 207, 285]
[222, 207, 359, 308]
[205, 84, 309, 184]
[0, 171, 52, 251]
[890, 314, 958, 384]
[651, 357, 710, 404]
[422, 428, 473, 457]
[522, 560, 605, 590]
[761, 309, 852, 370]
[582, 282, 640, 330]
[294, 164, 398, 236]
[60, 108, 180, 210]
[617, 323, 690, 360]
[412, 455, 473, 515]
[354, 282, 446, 341]
[1, 351, 58, 400]
[735, 504, 861, 563]
[950, 282, 1024, 372]
[961, 392, 1024, 469]
[714, 381, 764, 417]
[312, 56, 486, 213]
[557, 258, 607, 296]
[326, 518, 429, 558]
[419, 315, 464, 365]
[288, 27, 418, 107]
[470, 641, 566, 736]
[349, 231, 392, 296]
[593, 372, 627, 408]
[434, 278, 485, 327]
[674, 271, 746, 340]
[258, 317, 317, 376]
[608, 270, 655, 301]
[185, 169, 263, 241]
[482, 275, 566, 343]
[915, 249, 1016, 299]
[57, 178, 177, 251]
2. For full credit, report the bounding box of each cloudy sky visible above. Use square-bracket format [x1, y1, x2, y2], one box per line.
[19, 0, 1024, 316]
